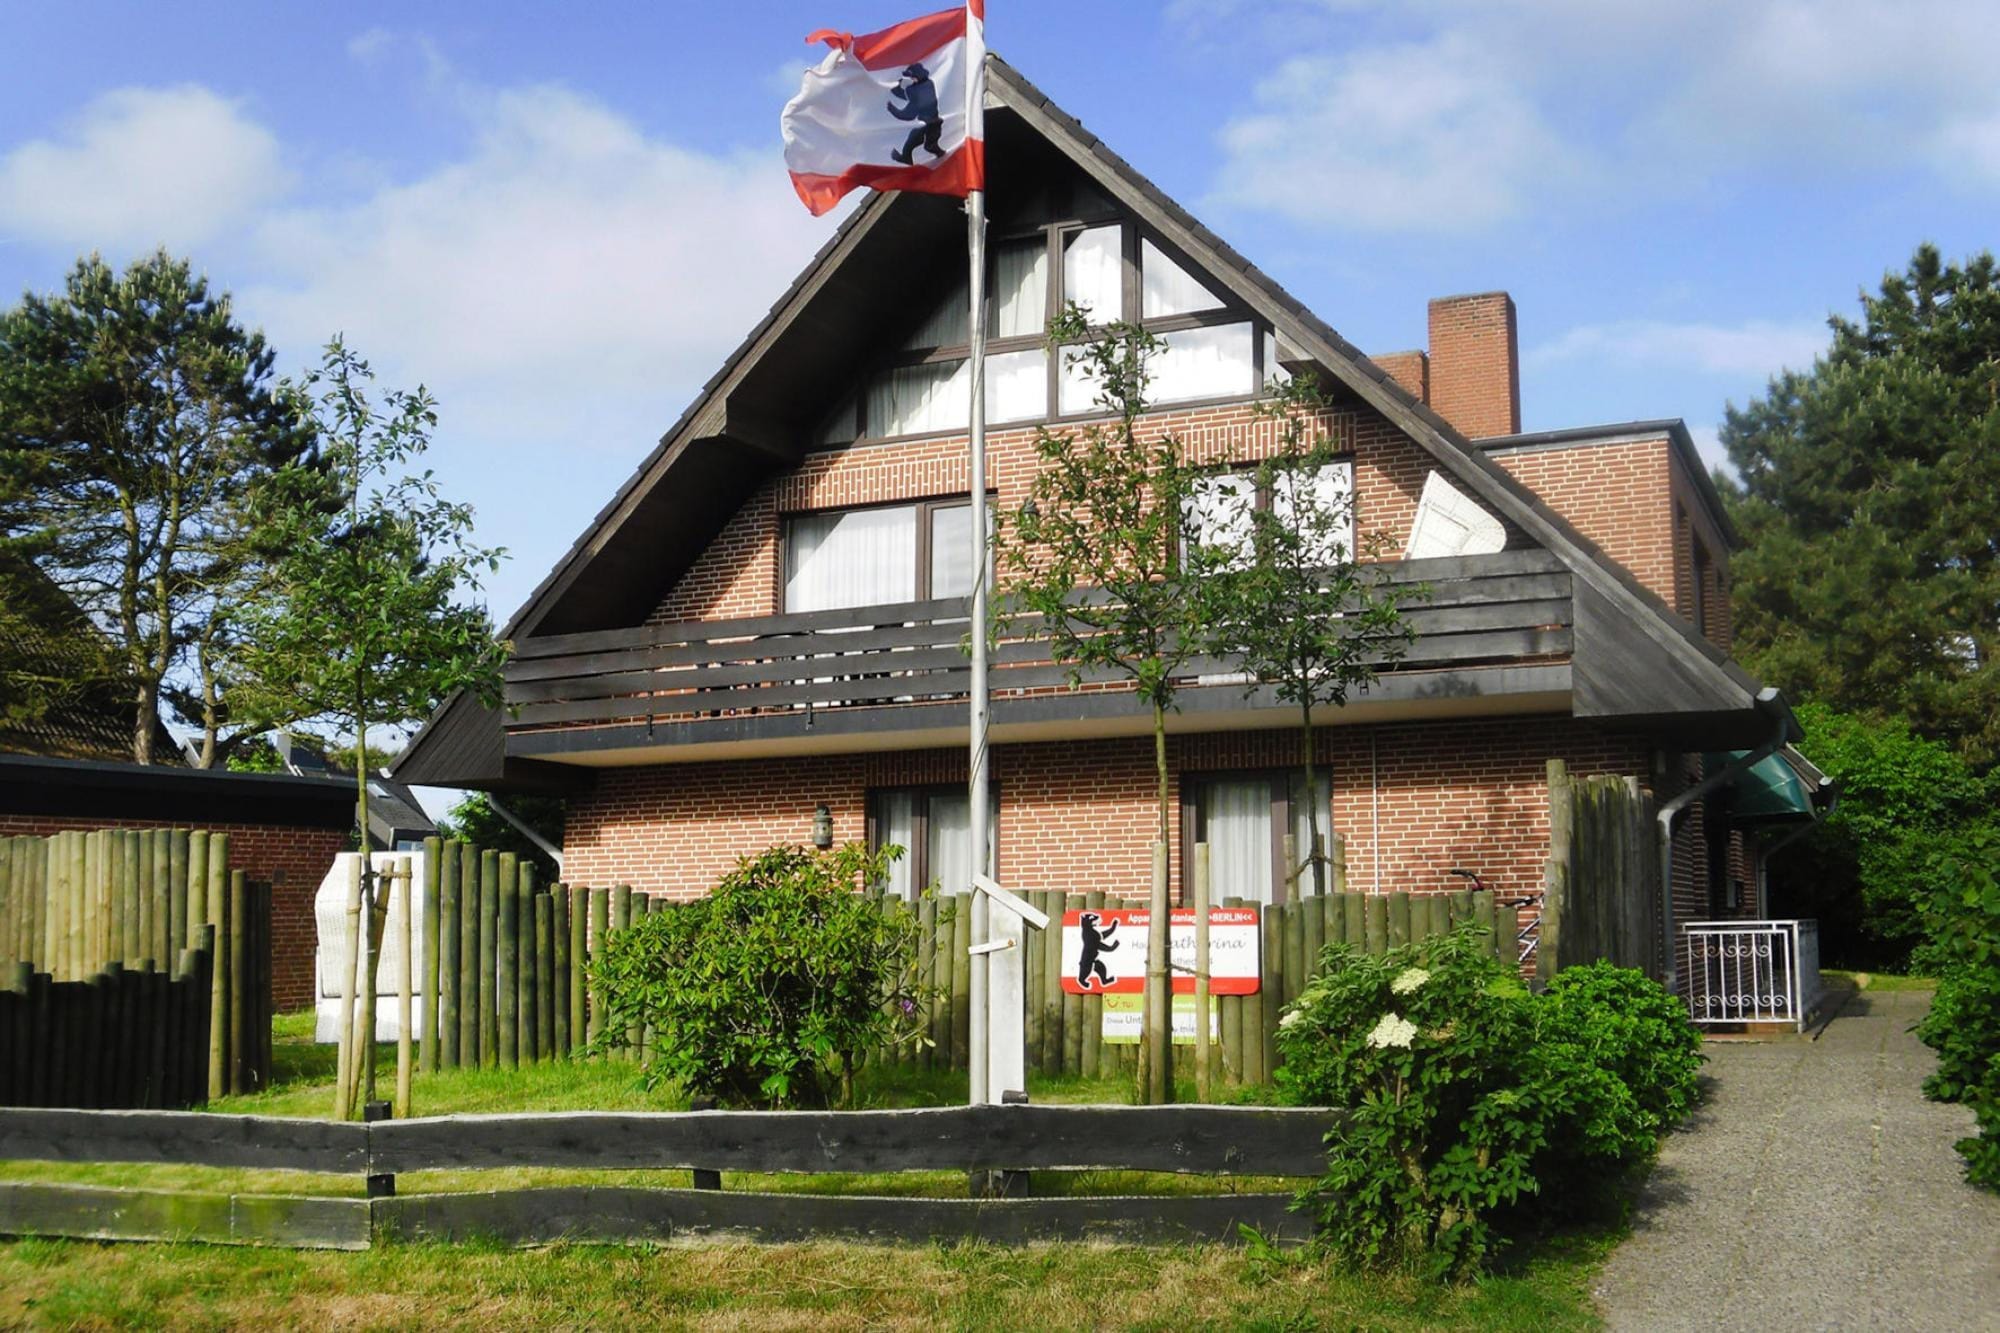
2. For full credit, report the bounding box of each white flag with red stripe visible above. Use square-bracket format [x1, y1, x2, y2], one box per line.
[782, 2, 987, 216]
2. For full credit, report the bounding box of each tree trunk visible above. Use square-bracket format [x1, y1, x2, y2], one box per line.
[132, 678, 157, 765]
[1144, 701, 1172, 1105]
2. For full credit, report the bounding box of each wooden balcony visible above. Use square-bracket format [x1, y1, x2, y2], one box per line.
[503, 550, 1574, 765]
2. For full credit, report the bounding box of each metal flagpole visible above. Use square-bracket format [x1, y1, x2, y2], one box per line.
[964, 4, 991, 1107]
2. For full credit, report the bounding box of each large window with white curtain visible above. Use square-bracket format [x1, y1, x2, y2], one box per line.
[851, 217, 1281, 440]
[783, 499, 990, 613]
[1184, 770, 1333, 906]
[868, 785, 1000, 900]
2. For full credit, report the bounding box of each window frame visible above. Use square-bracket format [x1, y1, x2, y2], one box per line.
[777, 495, 993, 614]
[865, 782, 1002, 900]
[1179, 767, 1333, 908]
[846, 218, 1274, 444]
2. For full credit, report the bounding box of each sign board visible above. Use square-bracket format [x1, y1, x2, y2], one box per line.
[1102, 993, 1221, 1044]
[1059, 907, 1260, 996]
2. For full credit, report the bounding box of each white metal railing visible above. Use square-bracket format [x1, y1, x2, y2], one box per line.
[1681, 919, 1822, 1031]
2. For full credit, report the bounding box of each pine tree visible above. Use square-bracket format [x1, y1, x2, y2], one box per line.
[0, 251, 313, 762]
[1724, 244, 2000, 767]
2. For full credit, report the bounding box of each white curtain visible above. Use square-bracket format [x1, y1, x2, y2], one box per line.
[925, 789, 998, 895]
[991, 240, 1048, 338]
[987, 346, 1047, 423]
[868, 360, 970, 437]
[1205, 778, 1272, 904]
[1062, 225, 1122, 321]
[1142, 237, 1221, 318]
[928, 503, 994, 602]
[874, 790, 917, 901]
[784, 506, 917, 612]
[1152, 322, 1255, 404]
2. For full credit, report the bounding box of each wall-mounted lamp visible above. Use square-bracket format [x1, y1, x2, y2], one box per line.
[812, 802, 834, 850]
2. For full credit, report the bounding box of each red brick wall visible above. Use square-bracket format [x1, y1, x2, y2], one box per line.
[563, 718, 1650, 922]
[0, 814, 344, 1010]
[1428, 293, 1521, 439]
[1493, 439, 1677, 606]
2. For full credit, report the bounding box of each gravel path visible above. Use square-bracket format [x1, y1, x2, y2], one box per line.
[1593, 988, 2000, 1331]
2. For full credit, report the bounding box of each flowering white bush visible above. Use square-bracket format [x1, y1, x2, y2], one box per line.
[1390, 966, 1431, 995]
[1366, 1012, 1418, 1048]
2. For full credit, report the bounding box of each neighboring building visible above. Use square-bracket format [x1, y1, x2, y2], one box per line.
[0, 551, 180, 764]
[398, 58, 1825, 989]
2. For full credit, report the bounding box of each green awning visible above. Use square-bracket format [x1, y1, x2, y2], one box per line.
[1704, 747, 1829, 825]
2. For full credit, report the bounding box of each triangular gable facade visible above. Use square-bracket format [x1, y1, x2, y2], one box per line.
[398, 56, 1792, 792]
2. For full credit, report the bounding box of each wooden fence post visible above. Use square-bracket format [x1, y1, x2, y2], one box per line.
[438, 840, 460, 1070]
[478, 850, 499, 1069]
[497, 854, 519, 1070]
[421, 837, 442, 1075]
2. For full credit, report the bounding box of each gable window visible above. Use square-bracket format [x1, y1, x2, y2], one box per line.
[1183, 771, 1332, 906]
[869, 784, 1000, 900]
[853, 219, 1281, 440]
[783, 499, 990, 613]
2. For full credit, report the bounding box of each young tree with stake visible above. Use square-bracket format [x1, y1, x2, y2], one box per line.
[995, 308, 1231, 1104]
[1199, 374, 1424, 895]
[239, 337, 505, 1119]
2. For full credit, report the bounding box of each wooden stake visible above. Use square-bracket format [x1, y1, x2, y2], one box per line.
[1194, 842, 1212, 1103]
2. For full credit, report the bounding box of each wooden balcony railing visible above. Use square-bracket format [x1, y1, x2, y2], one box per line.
[503, 550, 1571, 735]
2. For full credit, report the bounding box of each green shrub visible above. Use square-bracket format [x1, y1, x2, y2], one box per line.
[1275, 926, 1703, 1277]
[1531, 962, 1705, 1215]
[590, 843, 931, 1108]
[1914, 829, 2000, 1189]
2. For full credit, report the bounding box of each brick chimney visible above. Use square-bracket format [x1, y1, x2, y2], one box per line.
[1426, 292, 1520, 438]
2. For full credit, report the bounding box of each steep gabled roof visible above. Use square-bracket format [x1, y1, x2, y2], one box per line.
[398, 56, 1790, 789]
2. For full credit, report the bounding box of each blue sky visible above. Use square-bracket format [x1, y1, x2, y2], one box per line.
[4, 0, 1998, 642]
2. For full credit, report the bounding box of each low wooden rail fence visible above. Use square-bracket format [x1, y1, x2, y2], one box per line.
[0, 1103, 1337, 1249]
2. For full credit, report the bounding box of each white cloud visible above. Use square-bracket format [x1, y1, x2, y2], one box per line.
[241, 80, 829, 451]
[1201, 0, 2000, 228]
[1210, 34, 1579, 231]
[1527, 318, 1827, 379]
[0, 86, 291, 253]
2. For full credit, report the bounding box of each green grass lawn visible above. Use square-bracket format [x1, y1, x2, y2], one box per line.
[0, 1228, 1620, 1331]
[0, 1010, 1624, 1329]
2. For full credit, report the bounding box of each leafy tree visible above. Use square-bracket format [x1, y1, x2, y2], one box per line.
[236, 336, 505, 1116]
[437, 790, 565, 879]
[1723, 244, 2000, 768]
[1201, 373, 1423, 894]
[1767, 699, 1996, 969]
[995, 307, 1231, 1103]
[0, 251, 313, 763]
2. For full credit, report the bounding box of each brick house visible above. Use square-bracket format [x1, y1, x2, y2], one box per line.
[398, 58, 1826, 993]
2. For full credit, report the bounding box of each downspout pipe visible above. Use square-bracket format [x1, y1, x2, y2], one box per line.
[1656, 688, 1795, 993]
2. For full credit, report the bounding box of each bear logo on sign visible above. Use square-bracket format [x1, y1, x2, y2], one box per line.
[1075, 911, 1120, 990]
